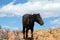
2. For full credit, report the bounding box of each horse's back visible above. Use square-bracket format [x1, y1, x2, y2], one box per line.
[23, 14, 31, 21]
[22, 14, 31, 26]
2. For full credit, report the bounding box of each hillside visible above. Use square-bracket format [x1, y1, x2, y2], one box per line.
[0, 28, 60, 40]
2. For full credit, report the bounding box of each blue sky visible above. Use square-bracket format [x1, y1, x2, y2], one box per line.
[0, 0, 60, 30]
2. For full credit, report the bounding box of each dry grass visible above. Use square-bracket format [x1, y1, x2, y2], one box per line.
[0, 28, 60, 40]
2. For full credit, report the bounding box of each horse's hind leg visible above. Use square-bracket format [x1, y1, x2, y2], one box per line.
[23, 26, 25, 39]
[26, 28, 28, 39]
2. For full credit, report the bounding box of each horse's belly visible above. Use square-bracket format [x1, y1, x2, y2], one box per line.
[27, 26, 32, 29]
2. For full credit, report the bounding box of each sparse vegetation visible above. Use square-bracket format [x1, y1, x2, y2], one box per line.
[0, 27, 60, 40]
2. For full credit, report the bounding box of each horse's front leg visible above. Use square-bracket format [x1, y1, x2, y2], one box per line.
[31, 27, 33, 39]
[23, 26, 25, 39]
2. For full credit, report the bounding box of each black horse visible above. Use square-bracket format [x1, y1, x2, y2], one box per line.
[22, 13, 44, 39]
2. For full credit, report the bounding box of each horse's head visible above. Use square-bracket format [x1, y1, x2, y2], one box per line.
[33, 13, 44, 25]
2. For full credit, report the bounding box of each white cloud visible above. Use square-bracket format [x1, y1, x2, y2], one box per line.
[1, 25, 20, 31]
[28, 0, 48, 2]
[50, 26, 60, 29]
[0, 0, 60, 18]
[0, 13, 6, 17]
[29, 0, 60, 2]
[49, 18, 60, 29]
[2, 25, 10, 29]
[51, 18, 60, 25]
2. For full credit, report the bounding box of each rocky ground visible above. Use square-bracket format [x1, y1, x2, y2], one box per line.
[0, 28, 60, 40]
